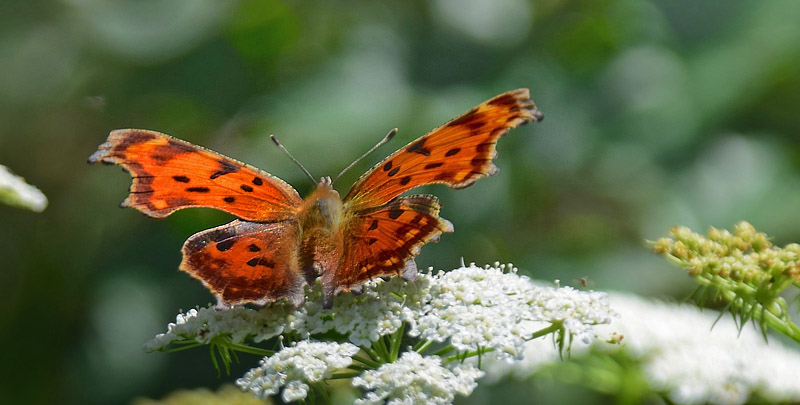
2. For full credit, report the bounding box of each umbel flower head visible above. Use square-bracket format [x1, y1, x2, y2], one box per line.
[146, 263, 615, 403]
[652, 221, 800, 343]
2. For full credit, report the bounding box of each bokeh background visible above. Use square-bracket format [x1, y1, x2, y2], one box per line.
[2, 0, 800, 403]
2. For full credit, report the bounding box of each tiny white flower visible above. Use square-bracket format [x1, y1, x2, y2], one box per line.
[0, 164, 47, 212]
[352, 351, 484, 405]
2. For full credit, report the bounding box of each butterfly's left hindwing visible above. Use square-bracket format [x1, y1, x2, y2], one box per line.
[181, 219, 306, 306]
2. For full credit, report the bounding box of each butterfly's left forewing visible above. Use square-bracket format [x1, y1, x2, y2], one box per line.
[89, 129, 303, 221]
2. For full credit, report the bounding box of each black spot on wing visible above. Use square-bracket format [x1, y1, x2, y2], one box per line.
[388, 167, 400, 177]
[210, 160, 240, 179]
[223, 196, 235, 203]
[187, 187, 210, 193]
[252, 177, 263, 186]
[445, 148, 460, 157]
[240, 184, 254, 192]
[467, 121, 485, 131]
[383, 161, 392, 171]
[246, 258, 275, 268]
[216, 239, 235, 251]
[424, 162, 443, 169]
[368, 220, 378, 230]
[407, 138, 431, 156]
[172, 175, 190, 183]
[388, 209, 404, 219]
[400, 176, 411, 185]
[248, 244, 261, 252]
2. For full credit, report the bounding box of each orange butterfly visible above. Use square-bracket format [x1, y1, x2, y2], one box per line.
[89, 89, 543, 308]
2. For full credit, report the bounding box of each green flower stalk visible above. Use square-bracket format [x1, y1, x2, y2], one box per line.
[652, 221, 800, 343]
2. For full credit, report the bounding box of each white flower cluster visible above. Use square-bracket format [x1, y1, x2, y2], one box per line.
[607, 294, 800, 404]
[146, 263, 614, 359]
[235, 340, 359, 403]
[143, 305, 294, 351]
[146, 263, 615, 403]
[145, 278, 420, 351]
[352, 351, 484, 405]
[483, 293, 800, 404]
[0, 164, 47, 212]
[529, 283, 613, 344]
[408, 264, 614, 359]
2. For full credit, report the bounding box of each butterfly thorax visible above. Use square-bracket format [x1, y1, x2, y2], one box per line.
[298, 179, 345, 279]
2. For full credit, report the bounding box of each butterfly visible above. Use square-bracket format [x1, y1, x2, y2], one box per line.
[89, 89, 543, 308]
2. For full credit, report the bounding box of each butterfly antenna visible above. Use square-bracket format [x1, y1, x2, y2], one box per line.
[270, 135, 316, 183]
[332, 128, 397, 184]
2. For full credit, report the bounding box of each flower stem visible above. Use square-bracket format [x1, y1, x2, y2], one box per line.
[361, 345, 383, 363]
[373, 337, 391, 362]
[433, 345, 455, 357]
[389, 323, 405, 361]
[161, 342, 204, 352]
[330, 371, 363, 380]
[531, 322, 563, 340]
[352, 354, 380, 369]
[412, 339, 433, 354]
[444, 347, 493, 362]
[228, 343, 274, 356]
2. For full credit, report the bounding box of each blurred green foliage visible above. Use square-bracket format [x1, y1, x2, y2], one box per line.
[2, 0, 800, 403]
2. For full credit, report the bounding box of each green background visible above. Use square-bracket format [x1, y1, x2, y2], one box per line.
[2, 0, 800, 403]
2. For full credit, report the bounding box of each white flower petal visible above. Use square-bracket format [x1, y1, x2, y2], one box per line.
[0, 164, 47, 212]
